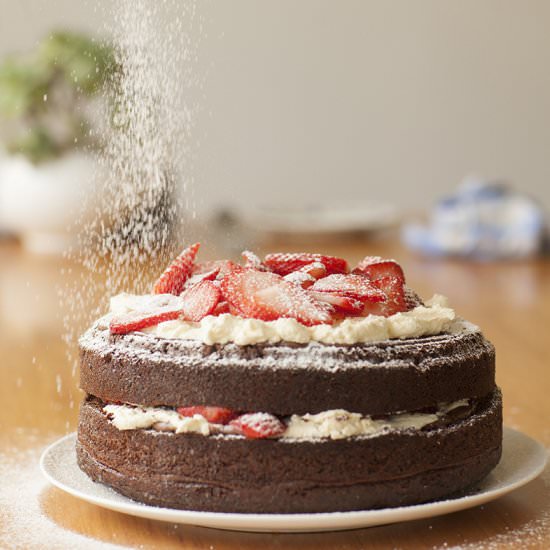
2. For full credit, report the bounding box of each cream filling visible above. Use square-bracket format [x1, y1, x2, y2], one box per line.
[109, 293, 456, 345]
[103, 404, 212, 436]
[102, 399, 469, 441]
[285, 400, 468, 440]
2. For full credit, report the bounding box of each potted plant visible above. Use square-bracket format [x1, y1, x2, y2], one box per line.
[0, 31, 116, 253]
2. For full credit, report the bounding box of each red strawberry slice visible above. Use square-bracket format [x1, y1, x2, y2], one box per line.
[212, 300, 230, 315]
[353, 256, 405, 283]
[310, 274, 386, 302]
[362, 276, 407, 317]
[220, 268, 333, 326]
[264, 253, 348, 276]
[283, 271, 316, 289]
[180, 280, 221, 322]
[230, 412, 286, 439]
[110, 307, 182, 335]
[241, 250, 270, 271]
[284, 262, 327, 289]
[193, 259, 240, 280]
[153, 243, 200, 295]
[183, 268, 220, 289]
[228, 303, 245, 316]
[177, 406, 237, 424]
[299, 261, 327, 280]
[309, 290, 364, 315]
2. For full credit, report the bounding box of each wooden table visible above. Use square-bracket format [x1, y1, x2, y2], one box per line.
[1, 236, 549, 549]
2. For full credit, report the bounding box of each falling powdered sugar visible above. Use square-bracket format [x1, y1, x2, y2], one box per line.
[59, 0, 203, 397]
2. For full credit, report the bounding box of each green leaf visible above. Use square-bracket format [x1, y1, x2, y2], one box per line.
[0, 30, 117, 163]
[0, 59, 51, 116]
[6, 127, 60, 164]
[40, 31, 117, 95]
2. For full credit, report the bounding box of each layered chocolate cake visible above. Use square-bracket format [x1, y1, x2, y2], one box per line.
[77, 246, 501, 513]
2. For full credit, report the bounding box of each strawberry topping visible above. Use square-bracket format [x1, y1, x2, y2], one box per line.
[362, 276, 407, 317]
[177, 406, 237, 424]
[283, 271, 316, 289]
[129, 247, 409, 333]
[299, 261, 327, 280]
[353, 256, 405, 283]
[230, 412, 286, 439]
[211, 300, 231, 315]
[284, 261, 328, 288]
[183, 268, 220, 289]
[193, 259, 240, 280]
[220, 268, 333, 326]
[310, 274, 386, 302]
[241, 250, 270, 271]
[180, 280, 221, 322]
[264, 253, 348, 276]
[153, 243, 200, 295]
[110, 307, 182, 335]
[309, 290, 365, 315]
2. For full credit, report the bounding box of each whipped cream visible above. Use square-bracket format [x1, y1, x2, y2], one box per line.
[285, 399, 468, 440]
[103, 399, 469, 441]
[103, 404, 211, 435]
[109, 293, 456, 345]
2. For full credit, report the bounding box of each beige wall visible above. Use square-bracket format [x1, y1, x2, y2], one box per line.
[1, 0, 549, 214]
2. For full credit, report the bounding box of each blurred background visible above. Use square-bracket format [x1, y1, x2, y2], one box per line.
[0, 0, 549, 251]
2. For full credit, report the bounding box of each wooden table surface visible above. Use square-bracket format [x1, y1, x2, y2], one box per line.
[1, 235, 549, 549]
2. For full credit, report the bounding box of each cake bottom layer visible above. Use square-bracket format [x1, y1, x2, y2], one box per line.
[76, 391, 502, 513]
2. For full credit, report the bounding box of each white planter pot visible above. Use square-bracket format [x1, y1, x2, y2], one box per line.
[0, 152, 104, 254]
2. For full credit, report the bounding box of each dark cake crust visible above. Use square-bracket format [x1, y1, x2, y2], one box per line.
[79, 321, 495, 415]
[77, 390, 502, 513]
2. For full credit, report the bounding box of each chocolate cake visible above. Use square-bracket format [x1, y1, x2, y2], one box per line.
[77, 247, 502, 513]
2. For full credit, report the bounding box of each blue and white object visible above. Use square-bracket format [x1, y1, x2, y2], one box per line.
[402, 177, 546, 259]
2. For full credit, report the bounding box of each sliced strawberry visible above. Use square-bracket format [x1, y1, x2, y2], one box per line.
[230, 412, 286, 439]
[362, 276, 407, 317]
[353, 256, 405, 283]
[283, 271, 316, 289]
[110, 307, 182, 335]
[310, 274, 386, 302]
[264, 253, 348, 276]
[153, 243, 200, 295]
[177, 406, 237, 424]
[241, 250, 270, 271]
[212, 300, 230, 315]
[220, 268, 333, 326]
[299, 261, 327, 280]
[183, 268, 220, 289]
[283, 261, 327, 289]
[192, 259, 240, 280]
[230, 305, 247, 317]
[309, 290, 364, 315]
[180, 280, 221, 322]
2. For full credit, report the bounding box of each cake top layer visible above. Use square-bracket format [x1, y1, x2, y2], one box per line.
[79, 318, 495, 414]
[107, 243, 455, 345]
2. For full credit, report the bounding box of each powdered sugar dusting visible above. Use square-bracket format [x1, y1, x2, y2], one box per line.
[0, 432, 124, 549]
[59, 0, 202, 400]
[432, 463, 550, 549]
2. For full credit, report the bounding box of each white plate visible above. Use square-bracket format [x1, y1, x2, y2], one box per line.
[40, 428, 547, 533]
